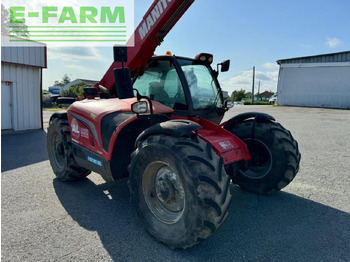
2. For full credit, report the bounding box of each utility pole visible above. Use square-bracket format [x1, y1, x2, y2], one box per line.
[258, 81, 260, 101]
[251, 66, 255, 104]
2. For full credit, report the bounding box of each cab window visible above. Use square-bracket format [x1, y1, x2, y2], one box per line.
[133, 60, 187, 109]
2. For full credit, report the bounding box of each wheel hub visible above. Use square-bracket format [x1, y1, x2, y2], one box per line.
[143, 162, 185, 224]
[56, 142, 65, 157]
[155, 167, 185, 212]
[242, 138, 273, 179]
[52, 133, 66, 168]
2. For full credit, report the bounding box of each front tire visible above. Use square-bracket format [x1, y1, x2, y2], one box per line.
[47, 118, 90, 181]
[227, 120, 301, 194]
[129, 135, 231, 249]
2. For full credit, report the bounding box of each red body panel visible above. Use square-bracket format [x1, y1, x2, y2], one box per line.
[67, 98, 174, 160]
[172, 116, 251, 165]
[68, 99, 250, 166]
[195, 118, 251, 165]
[98, 0, 195, 91]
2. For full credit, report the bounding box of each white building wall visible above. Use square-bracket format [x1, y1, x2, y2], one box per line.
[277, 62, 350, 109]
[1, 36, 46, 68]
[1, 63, 42, 130]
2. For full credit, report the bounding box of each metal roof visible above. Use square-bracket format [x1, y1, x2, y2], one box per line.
[1, 35, 47, 68]
[277, 51, 350, 65]
[63, 79, 99, 90]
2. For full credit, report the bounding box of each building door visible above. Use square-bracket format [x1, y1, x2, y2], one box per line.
[1, 81, 13, 129]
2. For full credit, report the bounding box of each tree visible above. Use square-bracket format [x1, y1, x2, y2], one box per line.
[54, 81, 64, 87]
[1, 4, 9, 34]
[53, 74, 72, 87]
[1, 4, 29, 37]
[231, 90, 237, 101]
[231, 89, 246, 101]
[245, 92, 252, 99]
[62, 74, 71, 86]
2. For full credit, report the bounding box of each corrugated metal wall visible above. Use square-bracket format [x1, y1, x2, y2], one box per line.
[277, 63, 350, 109]
[278, 51, 350, 64]
[1, 63, 42, 130]
[1, 36, 46, 68]
[1, 46, 46, 68]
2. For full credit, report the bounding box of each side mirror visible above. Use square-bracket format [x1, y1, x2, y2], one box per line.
[113, 46, 128, 63]
[224, 100, 234, 109]
[114, 68, 134, 99]
[216, 60, 230, 76]
[131, 101, 148, 114]
[220, 60, 230, 72]
[132, 89, 154, 114]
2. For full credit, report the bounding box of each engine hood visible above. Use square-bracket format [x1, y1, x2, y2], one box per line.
[68, 97, 174, 121]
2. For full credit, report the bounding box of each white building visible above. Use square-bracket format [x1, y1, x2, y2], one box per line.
[277, 51, 350, 109]
[1, 36, 47, 131]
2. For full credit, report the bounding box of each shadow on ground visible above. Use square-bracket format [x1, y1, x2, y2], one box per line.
[54, 178, 350, 262]
[1, 130, 48, 172]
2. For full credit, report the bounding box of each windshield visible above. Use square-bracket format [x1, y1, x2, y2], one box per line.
[178, 59, 223, 110]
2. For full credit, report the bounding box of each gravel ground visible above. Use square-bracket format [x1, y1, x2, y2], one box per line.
[2, 106, 350, 262]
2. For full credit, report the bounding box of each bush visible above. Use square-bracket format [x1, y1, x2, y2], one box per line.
[243, 101, 270, 105]
[254, 101, 269, 105]
[42, 101, 66, 109]
[60, 82, 86, 98]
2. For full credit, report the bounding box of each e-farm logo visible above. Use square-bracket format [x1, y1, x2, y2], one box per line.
[3, 0, 134, 47]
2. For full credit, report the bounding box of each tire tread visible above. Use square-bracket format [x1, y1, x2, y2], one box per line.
[129, 134, 231, 249]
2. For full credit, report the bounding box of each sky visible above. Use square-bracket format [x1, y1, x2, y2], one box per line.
[43, 0, 350, 95]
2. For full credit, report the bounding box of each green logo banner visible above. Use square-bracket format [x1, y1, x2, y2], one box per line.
[2, 0, 134, 47]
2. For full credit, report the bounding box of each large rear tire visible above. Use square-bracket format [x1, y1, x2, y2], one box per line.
[128, 135, 231, 249]
[47, 118, 90, 181]
[227, 120, 301, 194]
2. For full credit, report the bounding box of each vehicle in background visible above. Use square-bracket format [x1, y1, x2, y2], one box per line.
[269, 94, 277, 104]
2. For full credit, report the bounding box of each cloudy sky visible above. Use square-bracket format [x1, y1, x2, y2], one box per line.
[42, 0, 350, 95]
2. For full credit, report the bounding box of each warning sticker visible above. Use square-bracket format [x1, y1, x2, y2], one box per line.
[219, 140, 234, 150]
[81, 128, 89, 139]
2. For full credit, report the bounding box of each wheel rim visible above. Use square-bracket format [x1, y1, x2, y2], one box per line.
[142, 161, 185, 224]
[242, 138, 273, 179]
[52, 132, 66, 169]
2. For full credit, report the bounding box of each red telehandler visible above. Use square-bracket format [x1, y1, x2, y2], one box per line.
[47, 0, 300, 249]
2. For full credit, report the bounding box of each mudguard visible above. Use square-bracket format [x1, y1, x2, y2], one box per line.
[222, 112, 275, 131]
[135, 120, 202, 147]
[49, 112, 67, 123]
